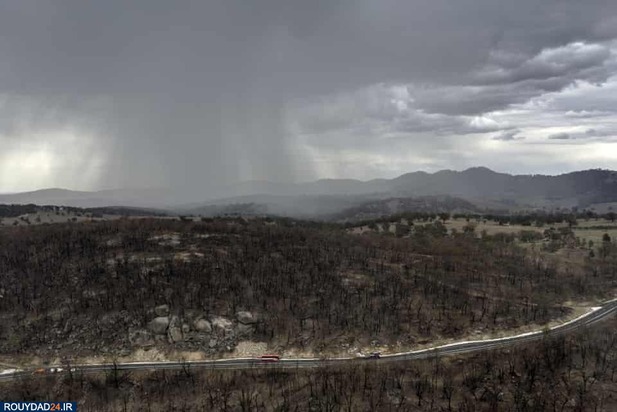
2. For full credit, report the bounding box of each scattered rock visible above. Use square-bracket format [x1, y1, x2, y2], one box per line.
[50, 307, 70, 323]
[149, 233, 181, 247]
[236, 323, 255, 338]
[129, 329, 154, 347]
[148, 317, 170, 335]
[62, 320, 73, 334]
[236, 311, 257, 325]
[211, 316, 233, 334]
[194, 319, 212, 333]
[155, 304, 170, 317]
[105, 237, 121, 247]
[209, 339, 218, 348]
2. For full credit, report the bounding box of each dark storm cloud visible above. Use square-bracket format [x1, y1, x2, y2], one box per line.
[290, 84, 506, 140]
[475, 43, 611, 86]
[1, 0, 617, 191]
[412, 42, 614, 116]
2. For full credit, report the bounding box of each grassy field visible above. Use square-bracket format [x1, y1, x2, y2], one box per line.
[443, 218, 543, 235]
[350, 217, 617, 246]
[0, 210, 116, 226]
[440, 217, 617, 245]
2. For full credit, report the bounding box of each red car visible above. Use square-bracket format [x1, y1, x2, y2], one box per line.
[259, 354, 281, 362]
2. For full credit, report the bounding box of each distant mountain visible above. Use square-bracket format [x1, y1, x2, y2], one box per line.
[184, 194, 374, 218]
[388, 168, 617, 208]
[0, 188, 180, 209]
[2, 168, 617, 217]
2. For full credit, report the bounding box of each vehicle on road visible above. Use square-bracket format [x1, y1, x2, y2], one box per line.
[259, 354, 281, 362]
[365, 352, 381, 359]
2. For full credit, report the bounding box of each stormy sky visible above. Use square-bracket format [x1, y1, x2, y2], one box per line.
[1, 0, 617, 192]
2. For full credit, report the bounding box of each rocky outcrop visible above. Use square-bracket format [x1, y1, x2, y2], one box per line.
[211, 316, 233, 335]
[236, 311, 257, 325]
[136, 312, 245, 352]
[193, 318, 212, 333]
[235, 323, 255, 338]
[154, 304, 170, 317]
[128, 329, 154, 347]
[168, 326, 183, 343]
[167, 316, 183, 343]
[148, 316, 170, 335]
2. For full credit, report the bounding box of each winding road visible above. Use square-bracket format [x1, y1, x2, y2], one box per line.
[2, 298, 616, 382]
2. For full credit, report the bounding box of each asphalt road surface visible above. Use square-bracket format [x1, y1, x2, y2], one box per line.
[2, 298, 616, 382]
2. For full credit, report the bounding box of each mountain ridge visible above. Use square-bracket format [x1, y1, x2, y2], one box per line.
[2, 167, 616, 216]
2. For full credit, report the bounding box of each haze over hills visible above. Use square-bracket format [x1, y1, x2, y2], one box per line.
[0, 187, 179, 209]
[2, 167, 617, 217]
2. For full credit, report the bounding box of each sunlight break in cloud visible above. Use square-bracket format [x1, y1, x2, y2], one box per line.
[0, 128, 107, 192]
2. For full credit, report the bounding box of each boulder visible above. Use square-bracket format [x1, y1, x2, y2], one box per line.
[155, 304, 170, 317]
[211, 316, 233, 334]
[194, 319, 212, 333]
[182, 323, 190, 334]
[168, 326, 183, 343]
[148, 316, 170, 335]
[235, 323, 255, 338]
[236, 311, 257, 325]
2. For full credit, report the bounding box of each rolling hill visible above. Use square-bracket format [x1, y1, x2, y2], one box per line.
[2, 168, 616, 217]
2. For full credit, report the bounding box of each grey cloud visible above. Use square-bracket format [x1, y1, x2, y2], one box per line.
[291, 84, 510, 141]
[564, 110, 614, 118]
[546, 130, 608, 140]
[493, 130, 524, 141]
[583, 128, 617, 140]
[408, 83, 536, 116]
[543, 72, 617, 114]
[475, 43, 611, 85]
[1, 0, 617, 191]
[414, 41, 614, 116]
[548, 132, 572, 140]
[586, 128, 600, 136]
[3, 0, 616, 98]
